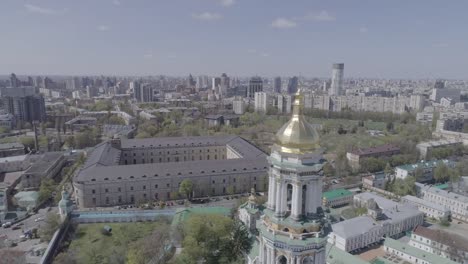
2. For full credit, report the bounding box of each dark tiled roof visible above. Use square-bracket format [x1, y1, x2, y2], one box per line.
[75, 157, 268, 183]
[75, 135, 267, 183]
[24, 152, 64, 174]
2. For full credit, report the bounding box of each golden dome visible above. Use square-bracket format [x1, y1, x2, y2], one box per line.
[275, 89, 320, 153]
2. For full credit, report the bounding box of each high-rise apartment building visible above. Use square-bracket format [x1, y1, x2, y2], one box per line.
[274, 77, 282, 93]
[233, 96, 245, 115]
[212, 77, 221, 93]
[254, 92, 270, 113]
[247, 77, 263, 98]
[1, 87, 46, 123]
[329, 63, 344, 96]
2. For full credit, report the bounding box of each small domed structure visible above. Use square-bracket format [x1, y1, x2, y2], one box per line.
[58, 186, 74, 221]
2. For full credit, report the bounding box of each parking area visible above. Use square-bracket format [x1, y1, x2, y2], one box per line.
[0, 207, 56, 248]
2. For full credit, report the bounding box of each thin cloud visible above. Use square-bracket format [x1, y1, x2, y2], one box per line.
[220, 0, 235, 7]
[113, 0, 121, 6]
[24, 4, 66, 15]
[303, 10, 335, 22]
[143, 52, 153, 59]
[359, 26, 368, 33]
[192, 12, 223, 21]
[97, 25, 111, 31]
[261, 53, 270, 57]
[271, 18, 297, 29]
[432, 43, 449, 48]
[247, 49, 257, 54]
[167, 53, 178, 59]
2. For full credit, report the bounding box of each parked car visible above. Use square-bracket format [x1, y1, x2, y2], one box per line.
[2, 222, 12, 228]
[34, 218, 43, 222]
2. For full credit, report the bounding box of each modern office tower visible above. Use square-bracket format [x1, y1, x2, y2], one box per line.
[10, 73, 19, 88]
[329, 63, 344, 96]
[66, 77, 81, 90]
[132, 81, 140, 100]
[434, 79, 445, 89]
[42, 77, 53, 89]
[219, 73, 230, 97]
[134, 82, 153, 102]
[1, 87, 46, 123]
[322, 81, 330, 92]
[212, 77, 221, 93]
[187, 74, 196, 87]
[34, 76, 43, 88]
[196, 76, 203, 91]
[27, 76, 34, 87]
[86, 86, 98, 98]
[274, 77, 282, 93]
[277, 94, 292, 114]
[287, 76, 298, 94]
[233, 96, 245, 115]
[247, 76, 263, 99]
[140, 83, 153, 102]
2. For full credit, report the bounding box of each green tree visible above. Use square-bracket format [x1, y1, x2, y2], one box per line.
[170, 191, 179, 200]
[39, 213, 61, 242]
[360, 157, 386, 173]
[226, 185, 235, 195]
[126, 226, 171, 264]
[434, 162, 449, 183]
[179, 179, 193, 200]
[65, 136, 76, 149]
[392, 176, 416, 196]
[176, 215, 251, 264]
[38, 178, 57, 205]
[384, 163, 393, 176]
[414, 167, 424, 181]
[323, 163, 335, 177]
[20, 137, 35, 150]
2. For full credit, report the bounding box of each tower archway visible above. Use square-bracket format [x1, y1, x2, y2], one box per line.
[277, 255, 288, 264]
[286, 183, 293, 212]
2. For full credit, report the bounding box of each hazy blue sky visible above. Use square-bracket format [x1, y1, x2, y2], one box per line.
[1, 0, 468, 78]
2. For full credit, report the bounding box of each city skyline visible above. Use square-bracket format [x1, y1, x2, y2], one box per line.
[1, 0, 468, 78]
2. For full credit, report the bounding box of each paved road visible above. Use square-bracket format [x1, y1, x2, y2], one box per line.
[0, 207, 57, 244]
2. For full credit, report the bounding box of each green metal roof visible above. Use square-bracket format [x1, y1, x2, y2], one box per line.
[326, 243, 368, 264]
[396, 159, 453, 172]
[323, 188, 353, 200]
[435, 183, 449, 190]
[384, 238, 457, 264]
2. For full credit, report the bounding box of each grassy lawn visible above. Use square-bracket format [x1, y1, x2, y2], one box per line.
[68, 221, 168, 263]
[321, 133, 388, 153]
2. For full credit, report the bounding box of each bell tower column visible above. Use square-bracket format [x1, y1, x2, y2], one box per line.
[267, 174, 276, 210]
[275, 180, 287, 217]
[291, 183, 303, 220]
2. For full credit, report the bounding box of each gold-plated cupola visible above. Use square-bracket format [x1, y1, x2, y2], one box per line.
[275, 88, 320, 154]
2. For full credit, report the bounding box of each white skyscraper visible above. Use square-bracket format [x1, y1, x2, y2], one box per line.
[329, 63, 344, 96]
